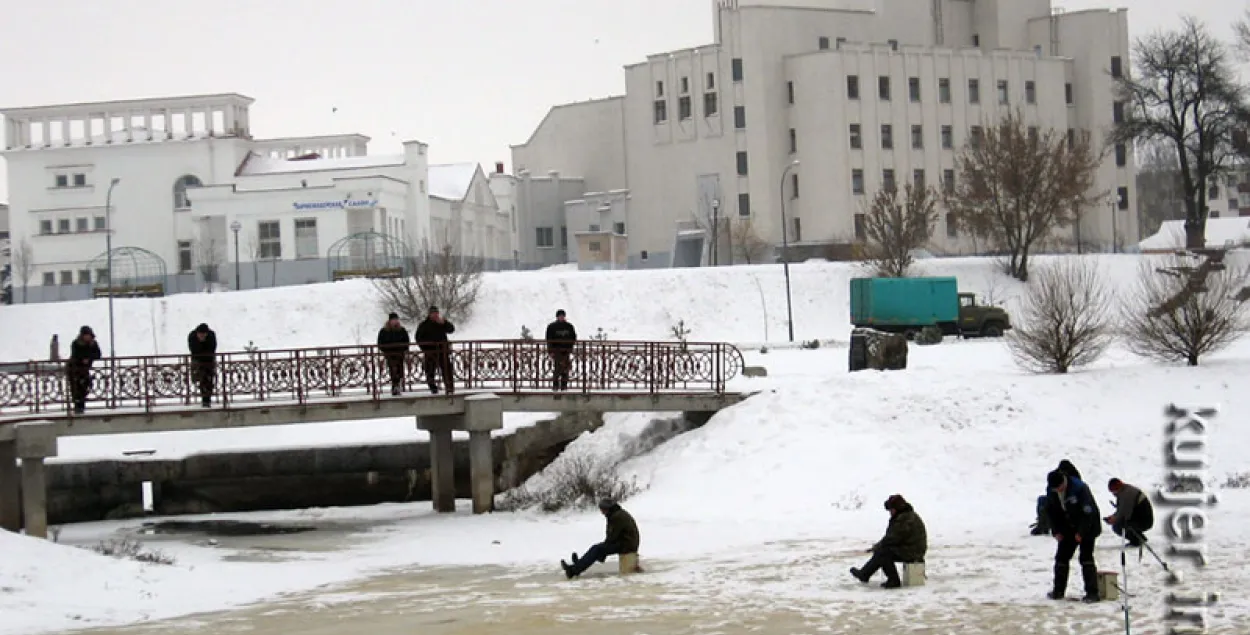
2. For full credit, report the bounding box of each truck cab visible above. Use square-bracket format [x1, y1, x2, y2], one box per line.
[958, 293, 1011, 337]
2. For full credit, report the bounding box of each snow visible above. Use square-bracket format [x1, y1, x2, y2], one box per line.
[1139, 217, 1250, 251]
[3, 254, 1250, 633]
[238, 153, 405, 176]
[428, 162, 478, 201]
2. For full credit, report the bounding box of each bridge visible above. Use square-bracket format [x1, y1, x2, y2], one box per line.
[0, 339, 748, 538]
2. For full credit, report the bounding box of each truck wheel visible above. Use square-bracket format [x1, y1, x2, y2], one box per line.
[904, 329, 919, 341]
[981, 322, 1004, 337]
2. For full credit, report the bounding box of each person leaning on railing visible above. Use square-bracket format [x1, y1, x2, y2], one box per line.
[545, 309, 577, 391]
[377, 312, 411, 396]
[187, 323, 218, 408]
[414, 306, 455, 395]
[66, 326, 101, 414]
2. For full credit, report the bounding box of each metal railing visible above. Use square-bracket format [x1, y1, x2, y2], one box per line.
[0, 340, 745, 416]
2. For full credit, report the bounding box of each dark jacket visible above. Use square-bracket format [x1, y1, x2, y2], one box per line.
[1058, 460, 1082, 481]
[545, 319, 577, 352]
[873, 503, 927, 562]
[414, 318, 456, 352]
[187, 329, 218, 364]
[67, 337, 102, 374]
[1046, 474, 1102, 540]
[604, 505, 640, 554]
[1110, 482, 1151, 526]
[376, 325, 411, 357]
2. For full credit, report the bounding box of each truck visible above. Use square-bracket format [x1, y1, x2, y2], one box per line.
[849, 276, 1011, 338]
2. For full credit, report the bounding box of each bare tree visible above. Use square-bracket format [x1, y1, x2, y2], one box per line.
[1135, 140, 1187, 238]
[194, 238, 225, 292]
[860, 183, 939, 278]
[374, 242, 484, 323]
[1121, 253, 1250, 366]
[730, 217, 771, 264]
[1112, 17, 1248, 250]
[1005, 258, 1114, 374]
[9, 238, 36, 303]
[944, 111, 1101, 282]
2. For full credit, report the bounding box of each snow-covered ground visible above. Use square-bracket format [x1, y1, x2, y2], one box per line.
[2, 255, 1248, 633]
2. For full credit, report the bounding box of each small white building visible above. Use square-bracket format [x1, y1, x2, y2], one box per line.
[1, 93, 516, 303]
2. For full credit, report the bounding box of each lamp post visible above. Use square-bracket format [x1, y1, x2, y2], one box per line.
[711, 199, 720, 266]
[779, 160, 799, 343]
[230, 220, 242, 290]
[1110, 196, 1119, 254]
[104, 178, 120, 358]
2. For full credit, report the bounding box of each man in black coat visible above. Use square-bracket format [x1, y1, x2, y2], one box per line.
[66, 326, 102, 414]
[1106, 478, 1154, 547]
[1045, 470, 1103, 602]
[187, 323, 218, 407]
[545, 309, 577, 391]
[377, 312, 411, 396]
[561, 499, 641, 579]
[414, 306, 455, 394]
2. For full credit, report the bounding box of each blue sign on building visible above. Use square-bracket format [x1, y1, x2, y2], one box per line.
[292, 199, 377, 211]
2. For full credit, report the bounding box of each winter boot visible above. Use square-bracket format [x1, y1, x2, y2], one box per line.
[1050, 563, 1070, 600]
[849, 567, 869, 584]
[560, 560, 575, 579]
[429, 383, 439, 394]
[1081, 563, 1100, 601]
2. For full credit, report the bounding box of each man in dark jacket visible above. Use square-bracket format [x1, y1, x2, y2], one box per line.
[377, 312, 411, 396]
[414, 306, 455, 394]
[187, 323, 218, 408]
[1106, 477, 1154, 547]
[560, 499, 641, 579]
[545, 309, 577, 391]
[1034, 460, 1083, 536]
[1045, 470, 1102, 602]
[851, 494, 927, 588]
[66, 326, 102, 414]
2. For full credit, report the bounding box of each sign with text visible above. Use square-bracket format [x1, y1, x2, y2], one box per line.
[292, 199, 377, 211]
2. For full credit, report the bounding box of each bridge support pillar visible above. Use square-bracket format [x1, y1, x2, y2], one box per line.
[418, 416, 458, 514]
[15, 422, 58, 539]
[0, 441, 19, 532]
[464, 394, 503, 515]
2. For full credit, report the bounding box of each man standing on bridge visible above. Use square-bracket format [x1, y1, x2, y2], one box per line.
[187, 323, 218, 408]
[545, 309, 577, 391]
[415, 306, 455, 394]
[66, 326, 101, 414]
[377, 312, 411, 396]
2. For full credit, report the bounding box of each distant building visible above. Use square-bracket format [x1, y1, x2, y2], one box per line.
[1, 93, 516, 303]
[513, 0, 1138, 268]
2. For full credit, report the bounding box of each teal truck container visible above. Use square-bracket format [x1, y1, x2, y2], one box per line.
[849, 276, 1011, 338]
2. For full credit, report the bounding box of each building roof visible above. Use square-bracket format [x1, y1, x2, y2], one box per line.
[429, 163, 479, 201]
[0, 93, 254, 117]
[1139, 218, 1250, 251]
[238, 153, 405, 176]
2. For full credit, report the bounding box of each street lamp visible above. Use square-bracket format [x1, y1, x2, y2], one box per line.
[711, 199, 720, 266]
[230, 220, 242, 290]
[1109, 196, 1119, 254]
[779, 160, 800, 343]
[104, 177, 121, 358]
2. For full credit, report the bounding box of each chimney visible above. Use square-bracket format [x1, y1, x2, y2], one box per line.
[495, 161, 505, 174]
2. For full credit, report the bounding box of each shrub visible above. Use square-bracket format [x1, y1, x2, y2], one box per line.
[373, 243, 484, 323]
[520, 325, 534, 341]
[87, 538, 176, 565]
[496, 453, 641, 513]
[1006, 258, 1113, 374]
[669, 319, 692, 344]
[801, 339, 820, 349]
[1223, 472, 1250, 489]
[914, 325, 944, 345]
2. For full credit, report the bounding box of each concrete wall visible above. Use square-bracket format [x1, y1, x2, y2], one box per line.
[511, 97, 628, 195]
[514, 172, 587, 269]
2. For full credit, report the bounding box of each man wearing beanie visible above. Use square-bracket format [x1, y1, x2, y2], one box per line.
[850, 494, 927, 588]
[377, 312, 411, 396]
[187, 323, 218, 407]
[1044, 470, 1102, 602]
[414, 306, 456, 394]
[545, 309, 577, 391]
[560, 498, 641, 579]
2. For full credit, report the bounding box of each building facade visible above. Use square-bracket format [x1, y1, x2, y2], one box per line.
[1, 93, 516, 303]
[513, 0, 1138, 267]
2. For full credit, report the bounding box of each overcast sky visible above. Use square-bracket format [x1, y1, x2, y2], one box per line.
[0, 0, 1240, 204]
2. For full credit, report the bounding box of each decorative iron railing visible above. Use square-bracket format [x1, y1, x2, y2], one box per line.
[0, 340, 745, 416]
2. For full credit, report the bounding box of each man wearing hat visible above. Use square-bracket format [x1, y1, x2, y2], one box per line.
[66, 326, 102, 414]
[187, 323, 219, 407]
[1044, 469, 1102, 602]
[545, 309, 577, 391]
[414, 306, 456, 394]
[560, 498, 640, 579]
[376, 312, 412, 396]
[850, 494, 927, 588]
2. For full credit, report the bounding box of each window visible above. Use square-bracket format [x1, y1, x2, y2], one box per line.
[1113, 101, 1124, 124]
[941, 125, 953, 149]
[882, 169, 896, 191]
[938, 78, 951, 103]
[738, 192, 751, 217]
[679, 76, 689, 94]
[1065, 83, 1073, 104]
[178, 240, 193, 272]
[736, 151, 749, 176]
[1117, 186, 1129, 211]
[836, 37, 846, 49]
[42, 272, 55, 286]
[703, 92, 719, 116]
[734, 106, 746, 129]
[970, 126, 984, 148]
[852, 169, 865, 194]
[678, 95, 692, 120]
[1115, 143, 1127, 167]
[972, 34, 980, 46]
[913, 169, 925, 190]
[943, 169, 955, 193]
[1066, 128, 1075, 150]
[54, 174, 68, 188]
[946, 213, 958, 238]
[888, 39, 898, 51]
[849, 124, 862, 149]
[589, 241, 601, 252]
[997, 80, 1009, 105]
[878, 76, 891, 100]
[968, 79, 980, 104]
[1025, 81, 1036, 104]
[257, 220, 281, 259]
[614, 222, 626, 235]
[706, 72, 715, 90]
[1208, 185, 1219, 200]
[73, 173, 86, 187]
[854, 214, 867, 240]
[96, 268, 109, 284]
[536, 227, 554, 248]
[653, 99, 667, 124]
[1028, 126, 1039, 143]
[791, 173, 800, 198]
[656, 81, 664, 97]
[909, 77, 921, 102]
[58, 219, 70, 233]
[818, 36, 830, 50]
[561, 226, 568, 247]
[94, 216, 106, 230]
[589, 224, 600, 232]
[787, 81, 795, 104]
[789, 128, 797, 153]
[59, 271, 72, 286]
[911, 125, 923, 149]
[76, 217, 88, 232]
[731, 58, 743, 81]
[39, 220, 52, 235]
[881, 124, 893, 149]
[77, 270, 91, 284]
[847, 75, 860, 99]
[1110, 56, 1122, 78]
[641, 250, 650, 261]
[295, 218, 318, 259]
[791, 217, 801, 242]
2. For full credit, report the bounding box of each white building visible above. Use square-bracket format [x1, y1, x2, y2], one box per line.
[513, 0, 1138, 267]
[1, 93, 516, 303]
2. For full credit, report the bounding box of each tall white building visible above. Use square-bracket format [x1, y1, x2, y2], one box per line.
[513, 0, 1138, 267]
[1, 93, 516, 303]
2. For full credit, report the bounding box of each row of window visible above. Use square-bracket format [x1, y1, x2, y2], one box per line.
[842, 74, 1040, 106]
[39, 216, 107, 235]
[52, 173, 89, 189]
[535, 222, 627, 248]
[42, 269, 108, 286]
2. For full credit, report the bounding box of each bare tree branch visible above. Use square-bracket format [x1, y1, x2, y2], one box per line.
[730, 217, 771, 265]
[860, 183, 939, 278]
[9, 239, 36, 303]
[194, 238, 225, 292]
[1135, 140, 1187, 239]
[373, 241, 484, 323]
[1006, 258, 1114, 374]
